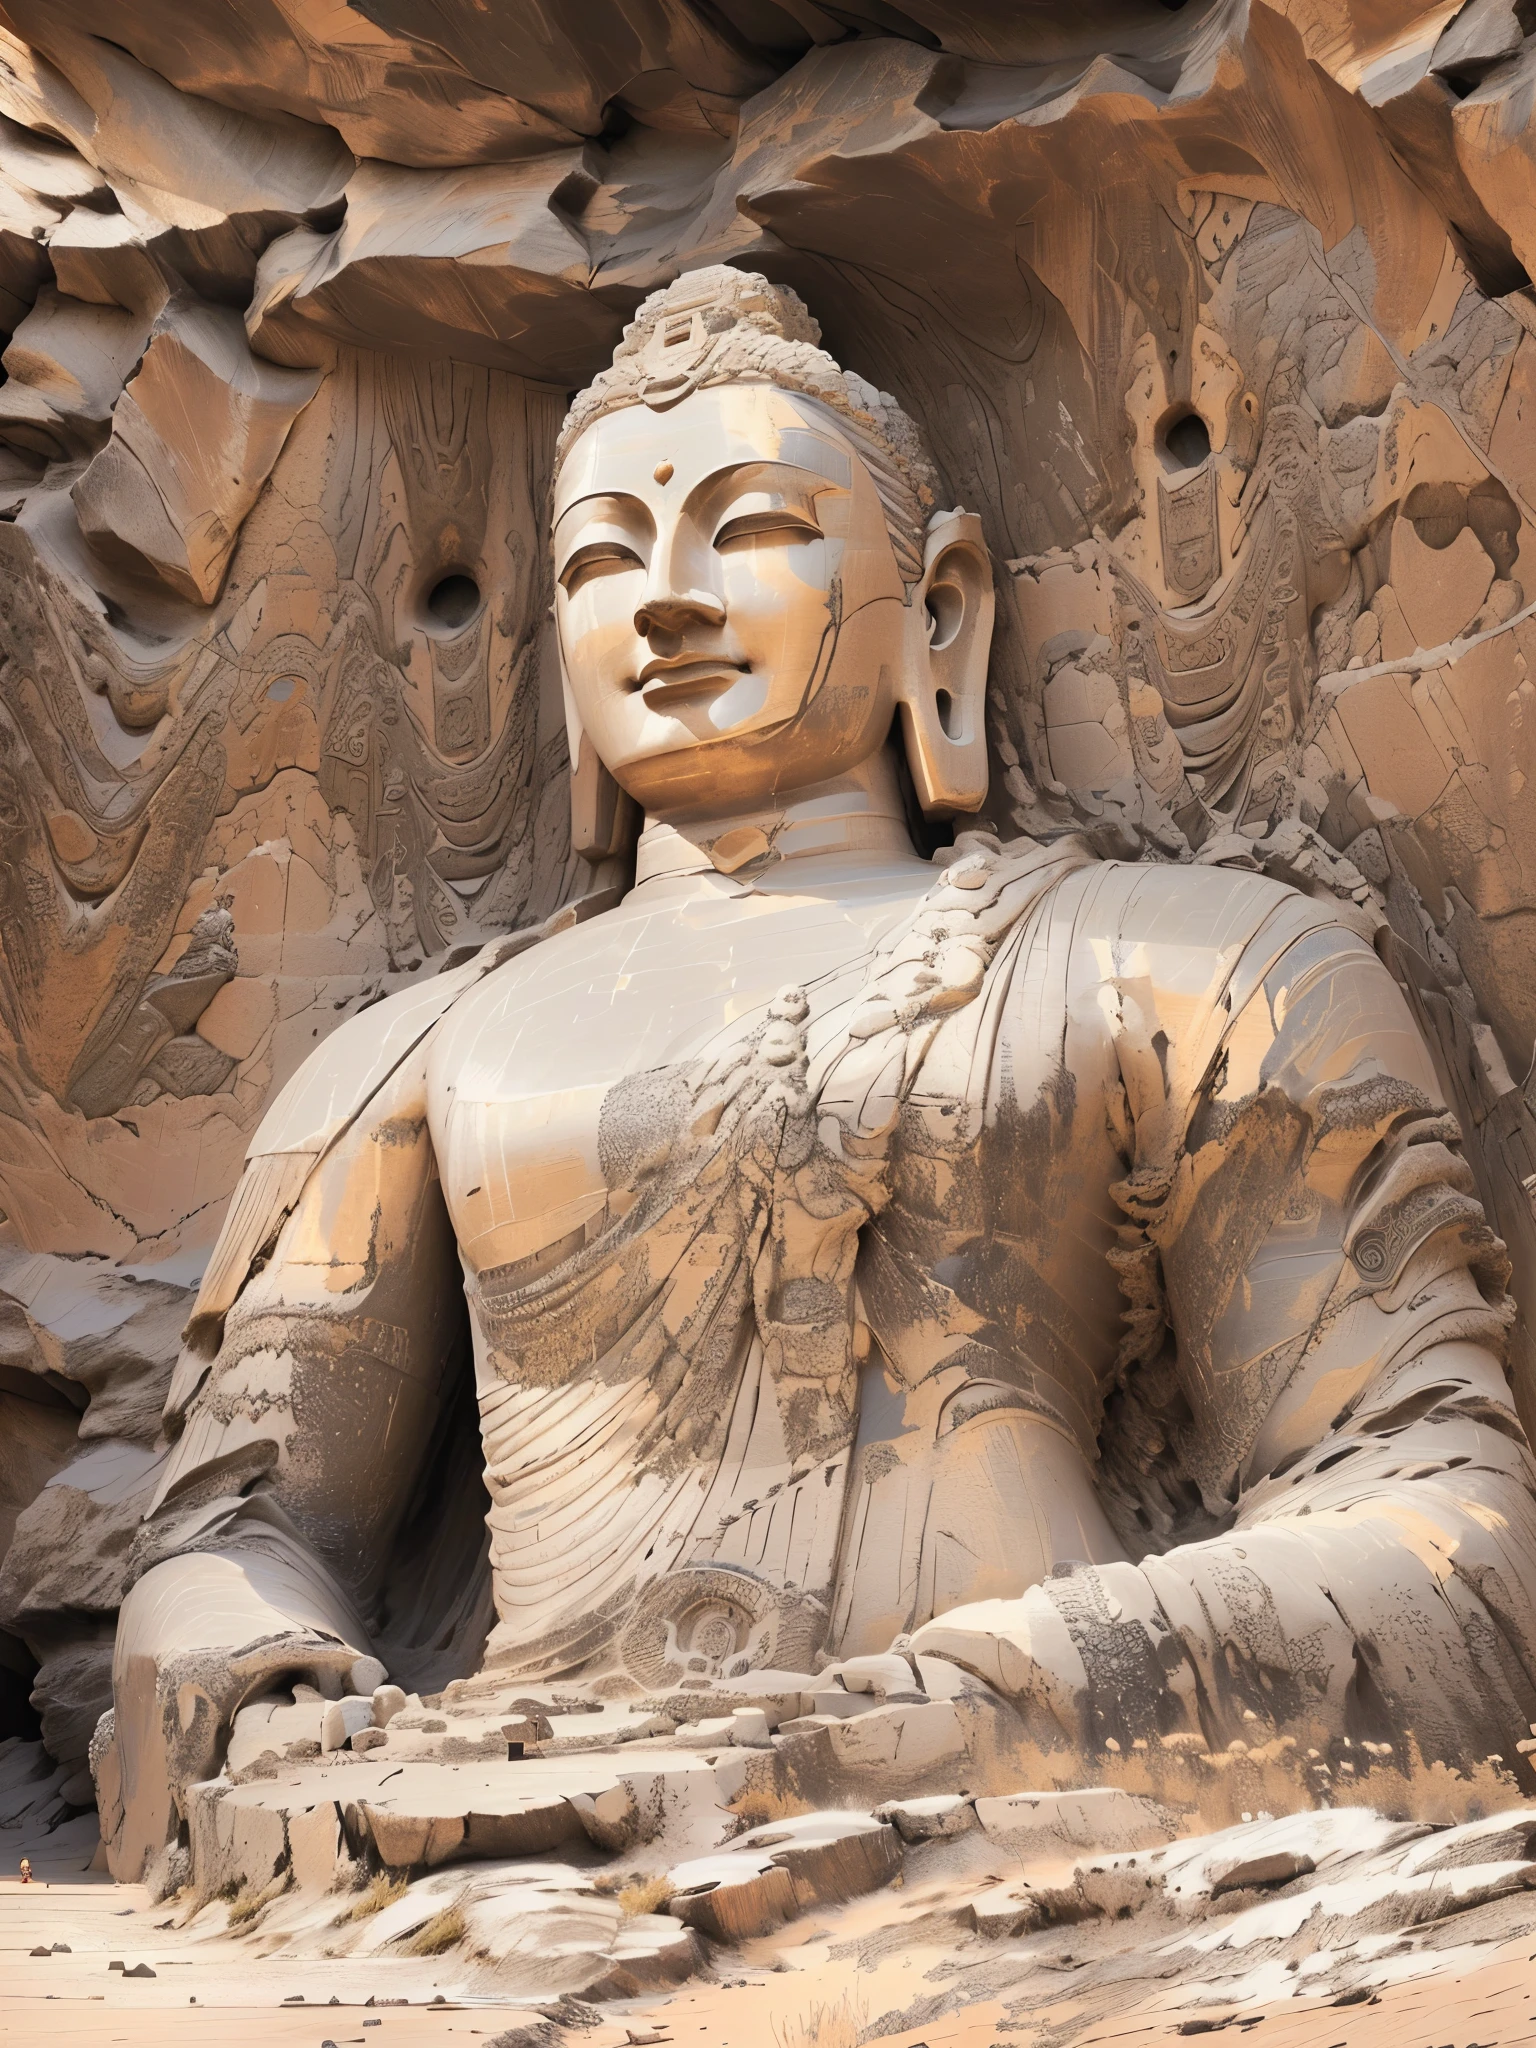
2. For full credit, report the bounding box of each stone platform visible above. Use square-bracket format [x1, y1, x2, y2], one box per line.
[10, 1777, 1536, 2048]
[0, 1647, 1516, 2048]
[172, 1653, 1187, 1996]
[23, 1655, 1522, 2039]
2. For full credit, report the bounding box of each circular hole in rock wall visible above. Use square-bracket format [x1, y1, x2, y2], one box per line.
[423, 572, 483, 632]
[1469, 478, 1521, 578]
[1403, 481, 1466, 551]
[1160, 410, 1211, 471]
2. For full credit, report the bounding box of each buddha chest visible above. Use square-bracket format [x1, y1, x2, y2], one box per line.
[426, 854, 935, 1279]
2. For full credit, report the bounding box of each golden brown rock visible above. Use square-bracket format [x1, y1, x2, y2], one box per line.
[1, 18, 1536, 2014]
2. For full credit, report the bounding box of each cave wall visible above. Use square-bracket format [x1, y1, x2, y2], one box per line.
[5, 0, 1536, 1785]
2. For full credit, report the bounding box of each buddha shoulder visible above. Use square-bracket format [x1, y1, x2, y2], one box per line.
[1068, 855, 1381, 1002]
[247, 953, 491, 1161]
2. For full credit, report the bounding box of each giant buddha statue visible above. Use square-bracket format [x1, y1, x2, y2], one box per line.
[102, 269, 1536, 1880]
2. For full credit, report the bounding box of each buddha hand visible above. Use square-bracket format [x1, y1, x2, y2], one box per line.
[909, 1561, 1205, 1751]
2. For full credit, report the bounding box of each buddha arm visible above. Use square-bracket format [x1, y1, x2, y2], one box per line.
[105, 979, 471, 1880]
[915, 917, 1536, 1769]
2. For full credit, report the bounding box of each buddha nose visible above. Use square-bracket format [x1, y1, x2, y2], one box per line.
[634, 589, 725, 638]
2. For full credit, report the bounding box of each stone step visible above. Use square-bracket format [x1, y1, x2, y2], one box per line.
[187, 1748, 741, 1899]
[666, 1810, 902, 1942]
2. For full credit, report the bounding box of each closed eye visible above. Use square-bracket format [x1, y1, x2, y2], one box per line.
[559, 540, 643, 593]
[714, 509, 822, 550]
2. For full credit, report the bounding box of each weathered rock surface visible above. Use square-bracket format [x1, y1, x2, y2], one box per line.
[21, 1733, 1536, 2031]
[974, 1787, 1179, 1859]
[8, 21, 1536, 2044]
[0, 1250, 182, 1772]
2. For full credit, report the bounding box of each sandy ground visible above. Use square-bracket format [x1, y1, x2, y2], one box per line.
[0, 1812, 625, 2048]
[646, 1872, 1536, 2048]
[7, 1811, 1536, 2048]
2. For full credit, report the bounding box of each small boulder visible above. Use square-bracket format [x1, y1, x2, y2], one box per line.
[321, 1696, 375, 1753]
[876, 1793, 976, 1842]
[729, 1708, 772, 1748]
[963, 1883, 1048, 1937]
[371, 1685, 408, 1728]
[666, 1854, 798, 1942]
[1210, 1849, 1315, 1896]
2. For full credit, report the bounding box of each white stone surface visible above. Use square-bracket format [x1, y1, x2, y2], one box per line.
[973, 1786, 1177, 1859]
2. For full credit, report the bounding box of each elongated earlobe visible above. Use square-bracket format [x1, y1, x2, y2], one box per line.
[563, 674, 638, 861]
[896, 510, 993, 814]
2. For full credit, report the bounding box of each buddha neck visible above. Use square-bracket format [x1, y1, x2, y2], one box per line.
[633, 749, 921, 887]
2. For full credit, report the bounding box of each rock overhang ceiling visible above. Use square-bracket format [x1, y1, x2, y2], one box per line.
[8, 0, 1536, 1898]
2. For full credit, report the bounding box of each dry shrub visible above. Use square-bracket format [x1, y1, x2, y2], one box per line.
[225, 1872, 288, 1927]
[730, 1786, 813, 1831]
[404, 1902, 466, 1955]
[345, 1871, 407, 1921]
[964, 1719, 1529, 1836]
[1326, 1735, 1524, 1827]
[773, 1989, 864, 2048]
[618, 1872, 673, 1916]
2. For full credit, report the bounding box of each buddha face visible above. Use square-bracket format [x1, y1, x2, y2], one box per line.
[553, 382, 931, 819]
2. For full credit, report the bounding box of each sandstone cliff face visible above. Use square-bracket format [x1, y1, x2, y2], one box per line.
[5, 0, 1536, 1785]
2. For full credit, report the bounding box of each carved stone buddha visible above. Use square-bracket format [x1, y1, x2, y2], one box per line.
[100, 269, 1536, 1881]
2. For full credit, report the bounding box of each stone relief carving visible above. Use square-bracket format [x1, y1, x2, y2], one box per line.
[81, 263, 1536, 1883]
[8, 0, 1536, 2029]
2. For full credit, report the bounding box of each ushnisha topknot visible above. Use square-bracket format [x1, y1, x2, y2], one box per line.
[556, 266, 940, 585]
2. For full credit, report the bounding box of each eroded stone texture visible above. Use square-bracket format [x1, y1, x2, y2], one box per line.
[0, 12, 590, 1776]
[6, 9, 1536, 2000]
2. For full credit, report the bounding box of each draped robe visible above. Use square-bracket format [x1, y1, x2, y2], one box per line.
[134, 833, 1536, 1767]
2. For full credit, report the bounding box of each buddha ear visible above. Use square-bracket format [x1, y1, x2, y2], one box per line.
[895, 509, 994, 815]
[563, 672, 638, 862]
